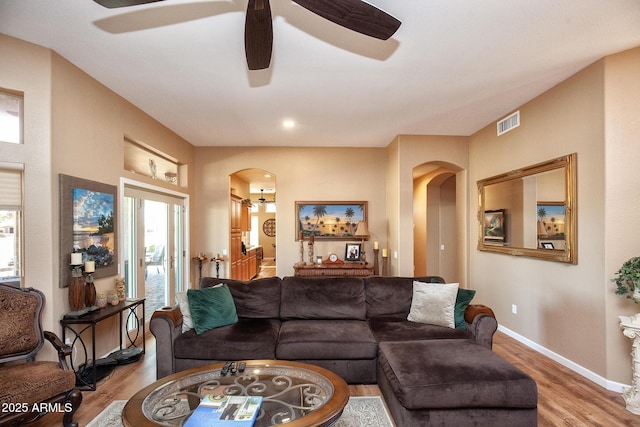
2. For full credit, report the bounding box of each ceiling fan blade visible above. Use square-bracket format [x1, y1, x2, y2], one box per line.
[93, 0, 165, 8]
[245, 0, 274, 70]
[292, 0, 400, 40]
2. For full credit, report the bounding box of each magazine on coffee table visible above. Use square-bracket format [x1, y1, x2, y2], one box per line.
[184, 394, 262, 427]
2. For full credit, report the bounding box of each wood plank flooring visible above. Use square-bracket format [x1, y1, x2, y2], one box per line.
[26, 330, 640, 426]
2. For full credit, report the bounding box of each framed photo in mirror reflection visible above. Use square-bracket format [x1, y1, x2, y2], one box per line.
[483, 209, 506, 244]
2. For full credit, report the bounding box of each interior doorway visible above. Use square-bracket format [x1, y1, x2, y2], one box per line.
[413, 164, 458, 281]
[229, 169, 276, 279]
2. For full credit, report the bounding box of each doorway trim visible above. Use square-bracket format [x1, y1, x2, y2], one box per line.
[119, 177, 191, 291]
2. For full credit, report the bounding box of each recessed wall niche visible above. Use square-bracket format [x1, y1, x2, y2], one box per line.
[124, 137, 186, 187]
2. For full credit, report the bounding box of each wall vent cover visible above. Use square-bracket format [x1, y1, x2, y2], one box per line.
[497, 111, 520, 136]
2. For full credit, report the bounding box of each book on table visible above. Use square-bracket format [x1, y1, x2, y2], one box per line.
[184, 394, 262, 427]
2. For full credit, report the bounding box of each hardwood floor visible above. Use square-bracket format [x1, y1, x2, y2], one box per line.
[28, 331, 639, 426]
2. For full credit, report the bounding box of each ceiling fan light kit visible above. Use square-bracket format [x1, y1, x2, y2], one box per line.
[92, 0, 401, 70]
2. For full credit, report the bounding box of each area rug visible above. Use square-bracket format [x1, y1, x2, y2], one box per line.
[87, 396, 394, 427]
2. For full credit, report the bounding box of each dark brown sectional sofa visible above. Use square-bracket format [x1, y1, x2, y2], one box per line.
[151, 275, 495, 381]
[150, 275, 537, 426]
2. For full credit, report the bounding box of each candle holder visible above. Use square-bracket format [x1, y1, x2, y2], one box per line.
[307, 236, 315, 266]
[84, 272, 96, 307]
[373, 248, 379, 275]
[381, 253, 389, 277]
[69, 263, 85, 311]
[297, 232, 305, 265]
[194, 253, 208, 282]
[211, 255, 225, 279]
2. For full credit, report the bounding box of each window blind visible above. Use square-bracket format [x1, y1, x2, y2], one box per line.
[0, 167, 23, 209]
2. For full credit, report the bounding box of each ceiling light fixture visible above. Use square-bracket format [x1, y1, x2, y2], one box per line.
[282, 120, 295, 129]
[259, 189, 266, 204]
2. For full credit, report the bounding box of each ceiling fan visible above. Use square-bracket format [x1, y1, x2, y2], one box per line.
[92, 0, 401, 70]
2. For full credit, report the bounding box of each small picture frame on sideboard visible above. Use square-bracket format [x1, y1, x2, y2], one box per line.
[345, 243, 362, 262]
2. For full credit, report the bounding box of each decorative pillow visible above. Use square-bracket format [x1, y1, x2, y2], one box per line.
[187, 284, 238, 334]
[454, 288, 476, 330]
[176, 283, 224, 333]
[175, 291, 193, 333]
[407, 281, 459, 329]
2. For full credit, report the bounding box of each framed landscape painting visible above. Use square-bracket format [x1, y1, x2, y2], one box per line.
[296, 201, 367, 241]
[59, 174, 117, 287]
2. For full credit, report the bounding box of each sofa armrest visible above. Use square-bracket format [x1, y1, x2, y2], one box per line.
[464, 304, 498, 350]
[150, 305, 183, 379]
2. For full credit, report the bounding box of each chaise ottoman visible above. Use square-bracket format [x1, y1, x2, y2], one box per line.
[377, 339, 538, 426]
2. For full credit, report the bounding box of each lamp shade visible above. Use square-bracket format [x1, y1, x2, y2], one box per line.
[354, 221, 369, 238]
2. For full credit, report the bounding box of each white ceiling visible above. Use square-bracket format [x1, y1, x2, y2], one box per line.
[1, 1, 639, 148]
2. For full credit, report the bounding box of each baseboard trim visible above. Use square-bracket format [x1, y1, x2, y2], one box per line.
[498, 325, 627, 393]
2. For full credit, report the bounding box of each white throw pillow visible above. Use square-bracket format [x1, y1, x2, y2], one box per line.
[407, 281, 459, 329]
[175, 284, 224, 333]
[175, 292, 193, 332]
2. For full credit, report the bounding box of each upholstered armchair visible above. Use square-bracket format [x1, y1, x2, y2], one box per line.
[0, 284, 82, 427]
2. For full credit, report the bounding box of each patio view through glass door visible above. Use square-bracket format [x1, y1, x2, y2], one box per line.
[123, 186, 186, 323]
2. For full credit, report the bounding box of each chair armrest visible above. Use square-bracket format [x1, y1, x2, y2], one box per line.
[463, 304, 498, 350]
[43, 330, 72, 370]
[150, 305, 184, 379]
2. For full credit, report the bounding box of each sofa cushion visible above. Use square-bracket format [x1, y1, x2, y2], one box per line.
[202, 277, 281, 319]
[187, 284, 238, 334]
[365, 276, 445, 319]
[280, 277, 366, 320]
[367, 317, 471, 343]
[407, 281, 458, 328]
[174, 318, 281, 360]
[277, 319, 377, 360]
[378, 340, 538, 410]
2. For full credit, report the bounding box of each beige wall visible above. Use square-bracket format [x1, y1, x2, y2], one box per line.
[1, 34, 195, 360]
[469, 50, 640, 386]
[193, 146, 387, 277]
[603, 48, 640, 384]
[0, 35, 55, 359]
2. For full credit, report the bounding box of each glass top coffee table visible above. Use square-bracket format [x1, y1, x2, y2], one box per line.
[123, 360, 349, 427]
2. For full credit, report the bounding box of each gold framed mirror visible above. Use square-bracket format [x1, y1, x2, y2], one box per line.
[477, 153, 577, 264]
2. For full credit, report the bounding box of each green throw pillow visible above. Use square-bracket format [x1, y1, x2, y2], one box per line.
[454, 288, 476, 329]
[187, 285, 238, 334]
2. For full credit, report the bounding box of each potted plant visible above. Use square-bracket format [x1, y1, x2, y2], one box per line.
[612, 256, 640, 303]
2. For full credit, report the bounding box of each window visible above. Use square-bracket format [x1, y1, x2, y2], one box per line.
[0, 166, 23, 283]
[0, 90, 23, 144]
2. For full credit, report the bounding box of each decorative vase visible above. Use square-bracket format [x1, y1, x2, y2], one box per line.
[96, 293, 107, 308]
[108, 290, 119, 306]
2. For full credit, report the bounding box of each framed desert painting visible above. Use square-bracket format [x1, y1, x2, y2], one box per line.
[296, 201, 367, 241]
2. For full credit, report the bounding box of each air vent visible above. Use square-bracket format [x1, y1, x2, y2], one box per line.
[497, 111, 520, 136]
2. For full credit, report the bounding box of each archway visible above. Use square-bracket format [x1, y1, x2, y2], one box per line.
[413, 163, 459, 281]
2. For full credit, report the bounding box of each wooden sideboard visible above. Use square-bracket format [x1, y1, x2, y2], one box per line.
[293, 263, 374, 277]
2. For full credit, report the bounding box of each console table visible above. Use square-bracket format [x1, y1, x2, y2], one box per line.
[61, 298, 145, 390]
[293, 263, 374, 277]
